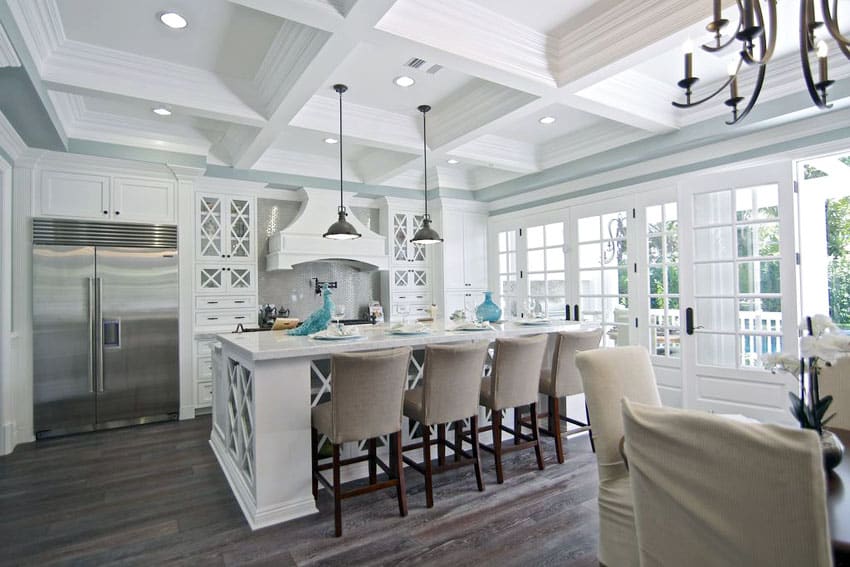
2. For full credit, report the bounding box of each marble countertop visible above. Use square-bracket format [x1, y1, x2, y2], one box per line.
[217, 321, 588, 362]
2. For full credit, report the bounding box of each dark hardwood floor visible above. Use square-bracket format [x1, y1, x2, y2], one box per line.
[0, 416, 599, 566]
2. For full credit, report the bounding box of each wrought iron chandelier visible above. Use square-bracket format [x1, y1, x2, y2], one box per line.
[673, 0, 850, 125]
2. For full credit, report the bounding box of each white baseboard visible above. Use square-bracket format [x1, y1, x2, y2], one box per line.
[179, 405, 196, 420]
[0, 422, 13, 456]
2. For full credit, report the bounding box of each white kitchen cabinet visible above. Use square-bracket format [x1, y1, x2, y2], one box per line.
[442, 210, 488, 290]
[380, 201, 434, 322]
[391, 211, 428, 264]
[195, 264, 256, 294]
[196, 194, 255, 263]
[391, 267, 428, 290]
[37, 170, 176, 223]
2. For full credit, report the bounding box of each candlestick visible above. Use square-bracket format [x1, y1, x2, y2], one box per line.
[713, 0, 722, 23]
[817, 40, 829, 84]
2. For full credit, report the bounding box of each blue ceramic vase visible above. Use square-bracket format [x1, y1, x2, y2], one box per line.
[475, 291, 502, 322]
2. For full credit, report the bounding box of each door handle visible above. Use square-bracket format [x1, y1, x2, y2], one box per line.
[573, 305, 580, 321]
[95, 277, 104, 392]
[565, 304, 571, 321]
[88, 277, 95, 393]
[685, 307, 704, 335]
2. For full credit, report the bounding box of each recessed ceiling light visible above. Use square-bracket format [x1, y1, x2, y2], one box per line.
[394, 75, 415, 88]
[158, 11, 188, 30]
[447, 159, 459, 165]
[152, 107, 172, 116]
[539, 116, 556, 125]
[324, 137, 338, 144]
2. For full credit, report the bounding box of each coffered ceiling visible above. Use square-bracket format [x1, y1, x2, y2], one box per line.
[2, 0, 850, 196]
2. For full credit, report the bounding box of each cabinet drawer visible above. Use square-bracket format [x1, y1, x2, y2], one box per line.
[393, 303, 431, 317]
[197, 382, 213, 407]
[195, 309, 255, 329]
[195, 296, 254, 310]
[197, 356, 213, 381]
[392, 292, 431, 304]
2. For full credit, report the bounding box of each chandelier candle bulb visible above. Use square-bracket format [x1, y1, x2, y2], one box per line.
[742, 0, 755, 33]
[683, 40, 694, 80]
[728, 61, 739, 99]
[818, 40, 829, 83]
[713, 0, 722, 23]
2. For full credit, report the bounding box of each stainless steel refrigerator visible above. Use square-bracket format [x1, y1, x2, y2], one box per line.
[33, 219, 179, 438]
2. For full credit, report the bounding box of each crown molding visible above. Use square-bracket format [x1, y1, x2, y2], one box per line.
[253, 20, 331, 115]
[41, 40, 267, 127]
[5, 0, 64, 71]
[375, 0, 557, 88]
[254, 148, 362, 182]
[0, 22, 21, 67]
[33, 148, 178, 178]
[451, 134, 537, 173]
[0, 110, 27, 161]
[540, 123, 651, 170]
[292, 94, 421, 152]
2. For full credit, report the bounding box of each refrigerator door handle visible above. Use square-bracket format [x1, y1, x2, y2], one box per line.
[95, 277, 105, 393]
[88, 277, 96, 393]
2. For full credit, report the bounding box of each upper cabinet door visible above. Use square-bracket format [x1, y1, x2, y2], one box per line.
[228, 198, 253, 261]
[197, 195, 225, 260]
[38, 171, 110, 220]
[464, 213, 488, 289]
[442, 210, 466, 289]
[111, 177, 175, 224]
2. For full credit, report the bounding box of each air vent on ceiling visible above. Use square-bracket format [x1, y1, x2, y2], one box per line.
[426, 64, 443, 74]
[405, 57, 427, 69]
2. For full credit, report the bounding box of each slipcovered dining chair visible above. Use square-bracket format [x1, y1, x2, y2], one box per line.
[574, 345, 661, 567]
[820, 354, 850, 429]
[530, 327, 603, 463]
[479, 334, 548, 484]
[402, 341, 490, 507]
[311, 347, 411, 537]
[621, 399, 832, 567]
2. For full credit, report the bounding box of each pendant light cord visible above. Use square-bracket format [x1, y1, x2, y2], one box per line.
[422, 108, 428, 217]
[338, 87, 344, 211]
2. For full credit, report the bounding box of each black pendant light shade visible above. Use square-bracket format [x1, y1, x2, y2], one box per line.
[323, 83, 361, 240]
[411, 104, 443, 245]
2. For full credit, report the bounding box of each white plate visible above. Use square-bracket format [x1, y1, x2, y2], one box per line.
[311, 333, 366, 341]
[388, 329, 431, 336]
[514, 319, 552, 326]
[453, 325, 494, 332]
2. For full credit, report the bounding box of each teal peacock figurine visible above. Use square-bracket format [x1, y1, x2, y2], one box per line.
[288, 283, 334, 335]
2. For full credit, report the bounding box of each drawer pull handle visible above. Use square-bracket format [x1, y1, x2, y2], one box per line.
[207, 317, 219, 321]
[234, 300, 245, 304]
[207, 301, 219, 304]
[235, 316, 246, 320]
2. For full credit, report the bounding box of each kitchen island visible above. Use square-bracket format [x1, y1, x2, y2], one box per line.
[210, 321, 584, 529]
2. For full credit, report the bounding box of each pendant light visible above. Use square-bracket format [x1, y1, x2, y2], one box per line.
[410, 104, 443, 244]
[323, 84, 361, 240]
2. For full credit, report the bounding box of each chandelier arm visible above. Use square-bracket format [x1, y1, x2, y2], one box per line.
[741, 0, 777, 66]
[725, 62, 766, 124]
[821, 0, 850, 50]
[702, 24, 743, 52]
[672, 73, 737, 108]
[801, 0, 832, 108]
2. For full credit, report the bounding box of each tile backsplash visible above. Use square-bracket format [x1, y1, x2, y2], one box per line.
[256, 198, 382, 320]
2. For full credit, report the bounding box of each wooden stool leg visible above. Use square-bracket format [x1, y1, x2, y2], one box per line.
[493, 409, 504, 484]
[368, 438, 377, 485]
[530, 402, 545, 470]
[437, 424, 446, 466]
[552, 396, 564, 464]
[586, 403, 596, 453]
[454, 420, 462, 462]
[332, 443, 342, 537]
[394, 432, 408, 517]
[311, 427, 319, 500]
[513, 406, 522, 445]
[471, 415, 484, 492]
[422, 425, 434, 508]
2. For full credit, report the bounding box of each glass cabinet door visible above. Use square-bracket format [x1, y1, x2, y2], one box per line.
[229, 198, 252, 259]
[198, 196, 224, 259]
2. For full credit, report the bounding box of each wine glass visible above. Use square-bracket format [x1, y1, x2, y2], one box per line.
[464, 294, 476, 323]
[334, 305, 345, 331]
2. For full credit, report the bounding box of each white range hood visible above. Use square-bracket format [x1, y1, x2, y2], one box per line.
[266, 188, 388, 271]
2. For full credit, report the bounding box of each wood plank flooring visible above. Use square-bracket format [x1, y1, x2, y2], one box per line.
[0, 416, 599, 566]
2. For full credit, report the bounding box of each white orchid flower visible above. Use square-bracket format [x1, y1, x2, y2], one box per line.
[801, 335, 846, 363]
[761, 352, 801, 377]
[804, 314, 840, 337]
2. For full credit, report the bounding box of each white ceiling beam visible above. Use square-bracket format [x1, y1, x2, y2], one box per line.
[0, 22, 21, 67]
[357, 148, 418, 185]
[227, 0, 401, 169]
[227, 0, 345, 33]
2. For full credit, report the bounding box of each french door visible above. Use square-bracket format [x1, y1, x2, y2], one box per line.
[679, 163, 799, 423]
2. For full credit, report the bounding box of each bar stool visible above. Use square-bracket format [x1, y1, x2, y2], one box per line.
[478, 334, 548, 484]
[402, 341, 490, 507]
[520, 327, 603, 463]
[310, 346, 411, 537]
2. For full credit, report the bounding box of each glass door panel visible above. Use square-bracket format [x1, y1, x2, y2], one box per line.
[525, 222, 565, 318]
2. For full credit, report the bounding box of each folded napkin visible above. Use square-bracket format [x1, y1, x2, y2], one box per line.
[453, 321, 494, 331]
[322, 325, 360, 337]
[391, 323, 429, 333]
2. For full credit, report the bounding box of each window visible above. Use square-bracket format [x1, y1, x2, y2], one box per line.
[525, 223, 565, 318]
[647, 203, 680, 358]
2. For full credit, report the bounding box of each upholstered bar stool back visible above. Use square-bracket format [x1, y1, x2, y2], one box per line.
[535, 327, 603, 462]
[484, 334, 549, 411]
[479, 334, 549, 484]
[402, 341, 490, 508]
[820, 354, 850, 429]
[320, 347, 411, 444]
[574, 345, 661, 567]
[622, 399, 832, 567]
[419, 341, 489, 426]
